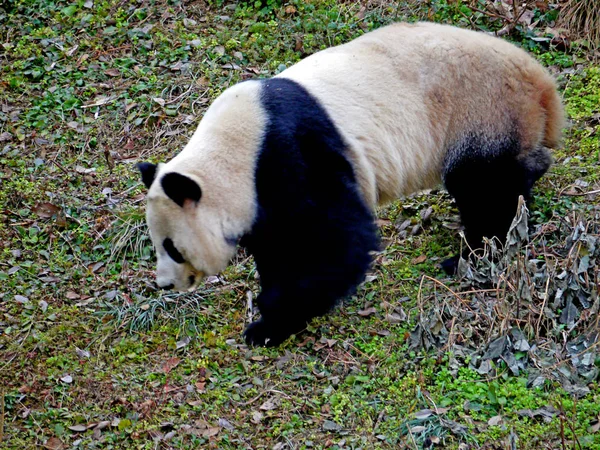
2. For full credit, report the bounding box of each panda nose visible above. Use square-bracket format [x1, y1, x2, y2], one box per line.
[158, 283, 174, 290]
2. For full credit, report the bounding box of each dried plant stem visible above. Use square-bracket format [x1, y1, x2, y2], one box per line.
[0, 389, 4, 444]
[560, 0, 600, 51]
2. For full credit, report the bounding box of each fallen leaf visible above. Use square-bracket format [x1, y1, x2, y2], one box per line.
[218, 418, 234, 430]
[60, 375, 73, 384]
[200, 427, 220, 437]
[322, 420, 342, 432]
[414, 409, 434, 420]
[588, 418, 600, 433]
[75, 347, 90, 359]
[104, 68, 120, 77]
[0, 131, 13, 142]
[14, 295, 29, 304]
[251, 411, 263, 424]
[384, 313, 405, 324]
[68, 424, 87, 432]
[162, 357, 180, 374]
[411, 254, 427, 265]
[488, 415, 503, 426]
[176, 336, 191, 349]
[33, 202, 61, 219]
[95, 421, 110, 430]
[259, 399, 277, 411]
[221, 62, 241, 70]
[358, 307, 377, 317]
[44, 437, 64, 450]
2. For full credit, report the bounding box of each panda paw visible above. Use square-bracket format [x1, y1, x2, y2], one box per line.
[243, 319, 292, 347]
[441, 254, 460, 275]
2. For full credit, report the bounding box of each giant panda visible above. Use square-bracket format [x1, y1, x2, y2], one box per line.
[138, 22, 564, 347]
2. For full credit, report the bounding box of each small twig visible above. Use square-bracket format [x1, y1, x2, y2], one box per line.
[562, 188, 600, 197]
[536, 275, 551, 339]
[546, 340, 600, 371]
[463, 3, 504, 20]
[49, 157, 70, 176]
[421, 275, 474, 312]
[558, 402, 567, 450]
[246, 290, 254, 323]
[405, 423, 419, 450]
[0, 388, 4, 444]
[372, 409, 385, 434]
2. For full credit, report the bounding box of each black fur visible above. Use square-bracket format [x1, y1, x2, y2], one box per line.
[442, 133, 551, 274]
[161, 172, 202, 208]
[163, 238, 185, 264]
[241, 78, 379, 346]
[138, 162, 157, 189]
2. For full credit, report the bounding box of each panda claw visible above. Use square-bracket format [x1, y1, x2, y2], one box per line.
[243, 319, 286, 347]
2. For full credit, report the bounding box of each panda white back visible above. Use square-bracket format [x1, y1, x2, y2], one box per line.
[277, 22, 563, 207]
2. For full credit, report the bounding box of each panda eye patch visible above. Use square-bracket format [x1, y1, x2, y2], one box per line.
[163, 238, 185, 264]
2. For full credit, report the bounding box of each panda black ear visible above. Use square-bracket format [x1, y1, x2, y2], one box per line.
[161, 172, 202, 207]
[137, 162, 157, 189]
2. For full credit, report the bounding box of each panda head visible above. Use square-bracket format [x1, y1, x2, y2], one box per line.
[137, 162, 239, 292]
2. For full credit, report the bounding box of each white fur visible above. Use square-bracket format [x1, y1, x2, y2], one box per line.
[145, 81, 266, 290]
[277, 22, 563, 207]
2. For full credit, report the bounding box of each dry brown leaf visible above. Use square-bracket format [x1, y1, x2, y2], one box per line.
[162, 357, 181, 374]
[358, 307, 377, 317]
[488, 415, 503, 426]
[44, 437, 65, 450]
[33, 202, 61, 219]
[201, 427, 220, 438]
[259, 399, 277, 411]
[589, 416, 600, 433]
[251, 411, 263, 424]
[187, 399, 203, 406]
[411, 254, 427, 265]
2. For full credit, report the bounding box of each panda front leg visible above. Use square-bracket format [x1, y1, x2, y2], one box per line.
[243, 286, 309, 347]
[244, 260, 378, 344]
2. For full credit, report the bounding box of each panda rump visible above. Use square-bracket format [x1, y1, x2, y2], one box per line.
[139, 22, 564, 347]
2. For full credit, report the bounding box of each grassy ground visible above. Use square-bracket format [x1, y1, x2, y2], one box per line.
[1, 0, 599, 448]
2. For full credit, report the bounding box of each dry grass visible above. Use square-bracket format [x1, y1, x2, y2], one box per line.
[559, 0, 600, 51]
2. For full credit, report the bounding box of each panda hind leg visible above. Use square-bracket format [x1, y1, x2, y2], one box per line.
[442, 139, 551, 275]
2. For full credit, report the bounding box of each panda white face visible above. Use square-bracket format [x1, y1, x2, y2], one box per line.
[139, 164, 239, 292]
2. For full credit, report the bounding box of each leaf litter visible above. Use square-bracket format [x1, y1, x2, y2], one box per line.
[410, 196, 600, 395]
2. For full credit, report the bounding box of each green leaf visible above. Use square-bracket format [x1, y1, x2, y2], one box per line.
[117, 419, 132, 431]
[61, 5, 78, 17]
